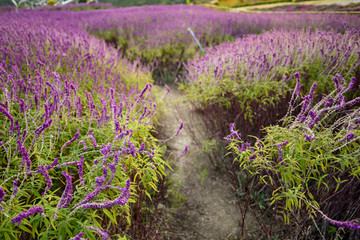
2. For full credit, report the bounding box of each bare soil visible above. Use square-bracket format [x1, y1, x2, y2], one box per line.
[155, 86, 259, 240]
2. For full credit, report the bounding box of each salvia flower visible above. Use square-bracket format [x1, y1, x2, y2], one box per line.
[0, 187, 5, 203]
[12, 180, 19, 197]
[39, 165, 52, 195]
[275, 140, 289, 165]
[81, 179, 130, 209]
[11, 206, 44, 226]
[0, 106, 14, 133]
[73, 232, 85, 240]
[78, 155, 85, 186]
[61, 128, 80, 152]
[294, 72, 303, 97]
[59, 171, 73, 209]
[304, 133, 316, 141]
[88, 134, 97, 148]
[85, 226, 110, 240]
[180, 145, 189, 157]
[19, 144, 31, 173]
[175, 122, 183, 137]
[323, 215, 360, 230]
[78, 140, 87, 151]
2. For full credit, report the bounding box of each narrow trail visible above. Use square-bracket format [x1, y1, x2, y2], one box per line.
[156, 86, 258, 240]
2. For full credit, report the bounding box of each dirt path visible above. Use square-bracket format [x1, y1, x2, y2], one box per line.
[156, 86, 257, 240]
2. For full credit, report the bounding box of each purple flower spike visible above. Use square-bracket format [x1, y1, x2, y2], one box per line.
[74, 232, 85, 240]
[39, 165, 52, 195]
[78, 140, 87, 151]
[0, 187, 5, 203]
[226, 123, 241, 141]
[13, 180, 19, 197]
[19, 144, 31, 173]
[59, 171, 73, 209]
[346, 132, 355, 141]
[81, 179, 131, 209]
[0, 106, 14, 133]
[323, 215, 360, 230]
[175, 122, 184, 137]
[180, 145, 189, 157]
[11, 206, 44, 226]
[294, 72, 303, 96]
[85, 226, 110, 240]
[61, 128, 80, 152]
[275, 140, 289, 165]
[304, 134, 316, 141]
[78, 155, 85, 186]
[89, 135, 97, 148]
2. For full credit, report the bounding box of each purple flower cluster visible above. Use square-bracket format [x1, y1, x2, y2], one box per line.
[323, 215, 360, 230]
[226, 123, 241, 142]
[85, 226, 110, 240]
[61, 128, 80, 152]
[11, 206, 44, 226]
[275, 140, 289, 165]
[38, 165, 52, 195]
[58, 171, 73, 209]
[81, 179, 130, 209]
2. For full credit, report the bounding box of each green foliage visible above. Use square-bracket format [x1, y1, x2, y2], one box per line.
[227, 76, 360, 235]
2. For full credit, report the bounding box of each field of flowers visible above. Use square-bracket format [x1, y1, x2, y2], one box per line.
[1, 4, 360, 239]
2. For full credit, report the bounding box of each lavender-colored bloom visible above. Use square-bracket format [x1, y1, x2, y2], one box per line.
[136, 84, 149, 104]
[88, 134, 97, 148]
[74, 186, 109, 208]
[304, 133, 316, 141]
[249, 155, 257, 160]
[73, 232, 85, 240]
[19, 144, 31, 173]
[61, 128, 80, 152]
[275, 140, 289, 165]
[175, 122, 183, 137]
[17, 98, 26, 113]
[238, 143, 246, 153]
[15, 119, 20, 140]
[13, 180, 18, 197]
[81, 179, 130, 209]
[39, 165, 52, 195]
[0, 101, 7, 109]
[95, 176, 106, 187]
[78, 140, 87, 151]
[34, 119, 52, 138]
[323, 215, 360, 230]
[0, 106, 14, 133]
[0, 187, 5, 202]
[78, 155, 85, 186]
[346, 132, 355, 141]
[45, 158, 59, 171]
[59, 171, 73, 209]
[340, 132, 356, 142]
[325, 97, 334, 107]
[11, 206, 44, 226]
[100, 142, 112, 155]
[138, 143, 145, 152]
[138, 106, 148, 122]
[180, 145, 189, 157]
[85, 226, 110, 240]
[294, 72, 303, 96]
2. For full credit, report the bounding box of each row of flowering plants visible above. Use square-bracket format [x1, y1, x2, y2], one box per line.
[227, 73, 360, 238]
[0, 11, 169, 240]
[83, 5, 360, 83]
[181, 27, 360, 143]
